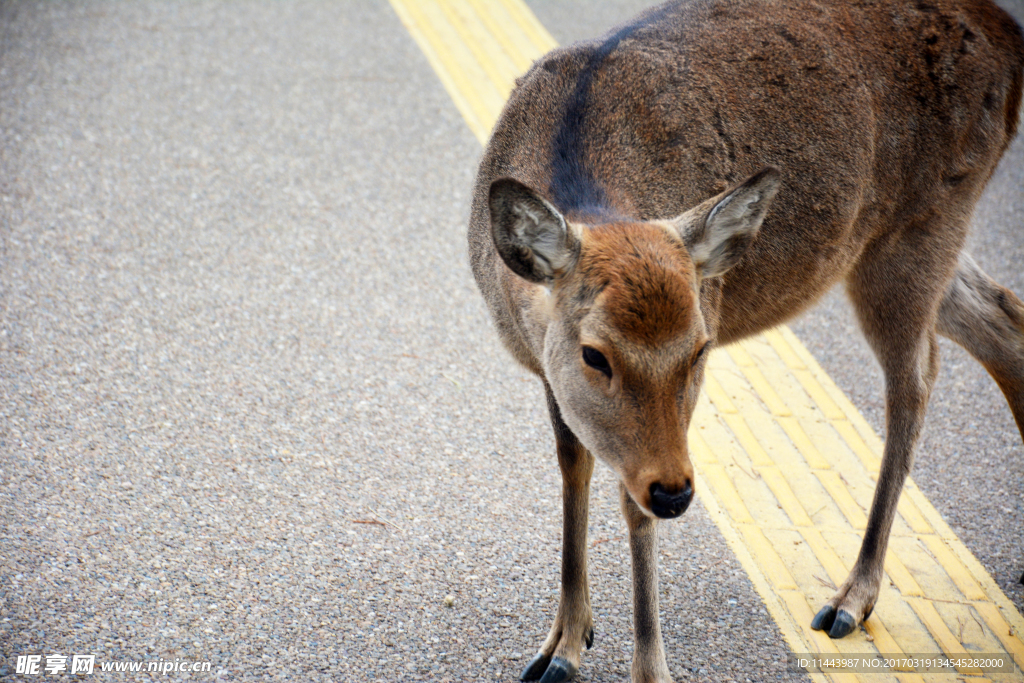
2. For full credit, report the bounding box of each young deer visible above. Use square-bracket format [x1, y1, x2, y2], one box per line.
[468, 1, 1024, 681]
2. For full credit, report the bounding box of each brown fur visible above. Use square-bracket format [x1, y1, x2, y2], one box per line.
[581, 225, 697, 346]
[468, 1, 1024, 680]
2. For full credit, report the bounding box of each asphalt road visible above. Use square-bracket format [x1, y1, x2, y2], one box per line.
[0, 2, 1020, 683]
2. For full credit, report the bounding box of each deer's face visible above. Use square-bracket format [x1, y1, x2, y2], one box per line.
[489, 168, 780, 518]
[543, 223, 707, 517]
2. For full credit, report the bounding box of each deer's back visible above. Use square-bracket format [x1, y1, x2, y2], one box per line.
[469, 0, 1024, 356]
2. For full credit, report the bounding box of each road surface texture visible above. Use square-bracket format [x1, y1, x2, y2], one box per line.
[0, 1, 1020, 682]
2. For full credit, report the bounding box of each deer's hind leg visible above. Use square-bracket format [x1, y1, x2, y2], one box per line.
[521, 385, 596, 683]
[936, 252, 1024, 439]
[812, 221, 959, 638]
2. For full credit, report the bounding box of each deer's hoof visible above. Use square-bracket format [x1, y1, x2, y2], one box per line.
[810, 605, 836, 632]
[521, 653, 551, 681]
[810, 605, 858, 639]
[585, 626, 594, 650]
[828, 611, 857, 639]
[521, 654, 578, 682]
[538, 657, 578, 683]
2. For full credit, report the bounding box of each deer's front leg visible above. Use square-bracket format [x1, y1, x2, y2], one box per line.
[810, 368, 927, 638]
[621, 483, 673, 683]
[521, 387, 595, 683]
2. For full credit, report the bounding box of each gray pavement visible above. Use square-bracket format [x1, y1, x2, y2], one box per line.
[0, 2, 1020, 683]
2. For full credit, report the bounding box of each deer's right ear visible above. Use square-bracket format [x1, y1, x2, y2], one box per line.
[489, 178, 578, 283]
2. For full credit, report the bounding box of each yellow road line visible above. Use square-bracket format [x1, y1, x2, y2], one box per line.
[389, 1, 1024, 680]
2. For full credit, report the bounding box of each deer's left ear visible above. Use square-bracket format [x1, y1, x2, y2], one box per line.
[669, 167, 782, 279]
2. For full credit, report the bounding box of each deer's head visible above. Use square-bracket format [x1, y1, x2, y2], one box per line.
[489, 168, 781, 518]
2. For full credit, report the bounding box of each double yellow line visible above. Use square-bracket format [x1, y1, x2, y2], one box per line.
[389, 1, 1024, 680]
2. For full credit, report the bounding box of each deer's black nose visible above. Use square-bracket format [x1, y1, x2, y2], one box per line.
[649, 481, 693, 519]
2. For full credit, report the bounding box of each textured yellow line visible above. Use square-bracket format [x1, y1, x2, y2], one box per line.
[735, 361, 795, 417]
[895, 495, 934, 536]
[814, 470, 868, 530]
[699, 490, 829, 682]
[701, 462, 756, 524]
[437, 1, 517, 99]
[390, 0, 496, 142]
[859, 619, 914, 672]
[794, 370, 846, 420]
[973, 602, 1024, 670]
[764, 327, 807, 369]
[703, 372, 738, 413]
[738, 524, 799, 590]
[495, 0, 557, 51]
[762, 467, 815, 526]
[464, 0, 535, 72]
[882, 553, 925, 599]
[831, 419, 883, 472]
[920, 536, 986, 602]
[777, 415, 831, 469]
[393, 1, 1024, 680]
[722, 413, 774, 466]
[800, 528, 851, 585]
[905, 598, 983, 674]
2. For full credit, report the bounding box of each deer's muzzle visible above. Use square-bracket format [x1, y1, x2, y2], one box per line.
[648, 480, 693, 519]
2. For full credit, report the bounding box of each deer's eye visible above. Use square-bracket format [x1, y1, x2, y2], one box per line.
[582, 346, 612, 378]
[692, 342, 709, 367]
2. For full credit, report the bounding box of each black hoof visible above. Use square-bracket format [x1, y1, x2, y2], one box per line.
[585, 627, 594, 650]
[810, 605, 836, 632]
[538, 656, 578, 683]
[828, 610, 857, 639]
[521, 652, 551, 681]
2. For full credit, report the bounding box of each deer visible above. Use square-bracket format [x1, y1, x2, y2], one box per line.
[467, 0, 1024, 681]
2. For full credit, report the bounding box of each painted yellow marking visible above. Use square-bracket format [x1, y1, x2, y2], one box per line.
[920, 536, 987, 602]
[728, 345, 795, 416]
[895, 495, 935, 536]
[721, 413, 774, 467]
[882, 552, 925, 599]
[738, 524, 798, 590]
[799, 528, 851, 585]
[703, 372, 738, 413]
[390, 0, 497, 142]
[973, 602, 1024, 670]
[860, 619, 914, 672]
[831, 419, 884, 472]
[495, 0, 557, 53]
[727, 342, 757, 367]
[777, 415, 832, 469]
[814, 470, 868, 530]
[462, 0, 532, 72]
[700, 462, 755, 524]
[764, 327, 807, 369]
[437, 2, 518, 100]
[688, 428, 718, 466]
[762, 467, 815, 526]
[905, 598, 983, 675]
[391, 1, 1024, 680]
[794, 370, 847, 420]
